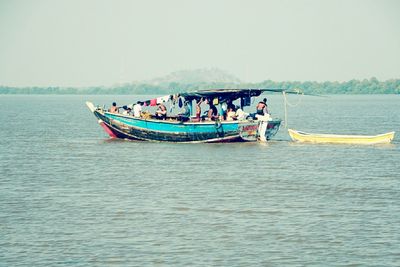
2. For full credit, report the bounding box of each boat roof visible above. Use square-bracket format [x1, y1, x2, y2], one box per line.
[180, 88, 300, 100]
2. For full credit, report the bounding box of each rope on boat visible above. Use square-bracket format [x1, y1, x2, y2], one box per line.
[283, 91, 288, 128]
[282, 89, 304, 128]
[283, 89, 304, 107]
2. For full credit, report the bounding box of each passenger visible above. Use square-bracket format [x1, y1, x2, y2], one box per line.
[262, 98, 269, 115]
[155, 103, 167, 120]
[221, 102, 228, 119]
[177, 101, 190, 121]
[195, 98, 203, 121]
[180, 101, 190, 117]
[108, 102, 119, 113]
[122, 106, 132, 115]
[256, 98, 269, 115]
[207, 103, 218, 121]
[256, 101, 266, 115]
[236, 106, 248, 120]
[227, 100, 235, 112]
[226, 107, 237, 121]
[133, 101, 143, 118]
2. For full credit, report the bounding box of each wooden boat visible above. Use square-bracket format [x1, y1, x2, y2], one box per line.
[288, 129, 395, 144]
[86, 89, 286, 143]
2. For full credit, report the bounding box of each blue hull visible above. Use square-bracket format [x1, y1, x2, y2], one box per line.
[93, 111, 260, 142]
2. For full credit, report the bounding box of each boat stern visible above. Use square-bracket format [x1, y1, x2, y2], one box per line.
[238, 121, 259, 141]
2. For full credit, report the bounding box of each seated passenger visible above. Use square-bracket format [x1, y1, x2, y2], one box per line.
[226, 107, 237, 121]
[227, 100, 235, 112]
[256, 98, 269, 115]
[122, 106, 132, 115]
[236, 106, 248, 120]
[108, 102, 119, 113]
[133, 101, 143, 118]
[177, 101, 191, 122]
[256, 101, 266, 115]
[179, 101, 190, 117]
[221, 102, 228, 119]
[155, 103, 167, 120]
[194, 98, 203, 122]
[207, 103, 218, 121]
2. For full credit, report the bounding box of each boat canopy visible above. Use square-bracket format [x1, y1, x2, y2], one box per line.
[131, 88, 305, 110]
[180, 88, 302, 101]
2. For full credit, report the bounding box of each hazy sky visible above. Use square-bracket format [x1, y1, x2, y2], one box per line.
[0, 0, 399, 87]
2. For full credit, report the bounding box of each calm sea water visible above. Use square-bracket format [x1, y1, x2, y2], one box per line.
[0, 94, 399, 266]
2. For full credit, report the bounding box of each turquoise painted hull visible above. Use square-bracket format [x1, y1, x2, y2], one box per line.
[105, 113, 239, 134]
[86, 102, 281, 142]
[94, 111, 260, 142]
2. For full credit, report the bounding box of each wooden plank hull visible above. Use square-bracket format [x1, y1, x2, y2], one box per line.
[288, 129, 395, 144]
[98, 112, 255, 142]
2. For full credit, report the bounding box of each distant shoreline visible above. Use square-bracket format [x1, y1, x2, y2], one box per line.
[1, 78, 399, 94]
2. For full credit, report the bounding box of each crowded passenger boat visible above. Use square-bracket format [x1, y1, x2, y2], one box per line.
[86, 89, 294, 143]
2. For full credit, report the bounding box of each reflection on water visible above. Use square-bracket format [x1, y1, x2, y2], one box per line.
[0, 95, 399, 266]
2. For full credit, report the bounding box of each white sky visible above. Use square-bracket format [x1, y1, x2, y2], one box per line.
[0, 0, 399, 87]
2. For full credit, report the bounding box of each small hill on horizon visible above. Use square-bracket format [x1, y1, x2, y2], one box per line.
[143, 68, 242, 85]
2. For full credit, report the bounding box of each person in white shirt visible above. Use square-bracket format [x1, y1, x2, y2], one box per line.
[235, 106, 248, 120]
[226, 107, 237, 121]
[133, 101, 143, 117]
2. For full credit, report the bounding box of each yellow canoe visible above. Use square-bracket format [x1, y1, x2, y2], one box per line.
[288, 129, 395, 144]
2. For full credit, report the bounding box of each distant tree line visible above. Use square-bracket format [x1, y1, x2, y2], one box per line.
[1, 78, 399, 95]
[257, 77, 400, 94]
